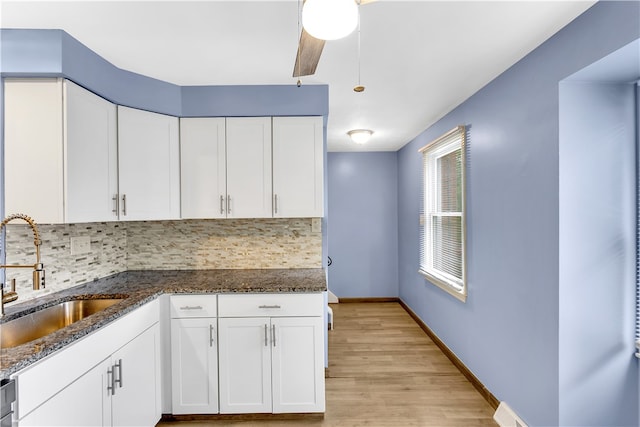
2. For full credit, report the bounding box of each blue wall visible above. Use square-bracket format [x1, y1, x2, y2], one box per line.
[327, 152, 398, 297]
[396, 2, 640, 426]
[559, 80, 637, 426]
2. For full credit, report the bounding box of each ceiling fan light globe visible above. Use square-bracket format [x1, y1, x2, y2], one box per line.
[302, 0, 358, 41]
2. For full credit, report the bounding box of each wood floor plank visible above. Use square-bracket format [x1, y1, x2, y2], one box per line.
[157, 302, 497, 427]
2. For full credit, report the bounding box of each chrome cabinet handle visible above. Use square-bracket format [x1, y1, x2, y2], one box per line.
[179, 305, 203, 310]
[107, 366, 116, 395]
[271, 324, 276, 347]
[220, 195, 225, 215]
[227, 195, 231, 215]
[114, 359, 123, 389]
[209, 324, 215, 347]
[274, 194, 278, 214]
[259, 305, 281, 309]
[112, 195, 119, 215]
[121, 194, 127, 216]
[264, 324, 268, 347]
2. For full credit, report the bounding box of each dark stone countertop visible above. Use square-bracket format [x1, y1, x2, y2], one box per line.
[0, 268, 326, 379]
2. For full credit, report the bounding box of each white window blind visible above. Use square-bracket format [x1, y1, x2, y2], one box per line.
[419, 126, 466, 301]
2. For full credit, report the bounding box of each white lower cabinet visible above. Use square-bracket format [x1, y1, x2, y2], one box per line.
[14, 301, 161, 427]
[270, 316, 325, 413]
[170, 318, 219, 414]
[218, 317, 272, 413]
[217, 294, 325, 414]
[19, 359, 111, 426]
[169, 295, 218, 414]
[111, 325, 161, 426]
[19, 325, 159, 427]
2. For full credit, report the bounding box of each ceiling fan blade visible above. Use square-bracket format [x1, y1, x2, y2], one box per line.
[293, 28, 325, 77]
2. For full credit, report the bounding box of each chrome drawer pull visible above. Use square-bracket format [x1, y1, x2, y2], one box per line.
[112, 195, 119, 215]
[121, 194, 127, 216]
[114, 359, 123, 388]
[264, 324, 268, 347]
[179, 305, 203, 310]
[258, 305, 281, 309]
[107, 366, 115, 395]
[272, 324, 276, 347]
[209, 324, 215, 347]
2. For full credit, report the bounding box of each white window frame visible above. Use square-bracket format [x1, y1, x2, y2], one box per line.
[419, 126, 467, 302]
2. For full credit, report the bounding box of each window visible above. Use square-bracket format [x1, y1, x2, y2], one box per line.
[419, 126, 466, 301]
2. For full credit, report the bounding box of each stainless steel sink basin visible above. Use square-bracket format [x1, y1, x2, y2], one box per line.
[0, 298, 124, 349]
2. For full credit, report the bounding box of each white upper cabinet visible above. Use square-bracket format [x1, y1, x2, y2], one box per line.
[64, 80, 119, 223]
[272, 117, 324, 218]
[4, 78, 117, 224]
[180, 116, 325, 220]
[5, 78, 324, 224]
[225, 117, 273, 219]
[117, 106, 180, 221]
[180, 118, 226, 219]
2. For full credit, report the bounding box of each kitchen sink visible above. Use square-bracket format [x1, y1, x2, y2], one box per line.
[0, 298, 124, 349]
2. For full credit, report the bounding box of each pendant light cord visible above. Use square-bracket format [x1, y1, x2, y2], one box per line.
[353, 0, 364, 92]
[297, 0, 302, 87]
[357, 0, 361, 87]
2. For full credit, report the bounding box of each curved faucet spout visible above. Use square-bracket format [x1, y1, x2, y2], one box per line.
[0, 213, 46, 292]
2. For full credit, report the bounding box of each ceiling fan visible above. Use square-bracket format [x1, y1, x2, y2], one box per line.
[293, 0, 375, 78]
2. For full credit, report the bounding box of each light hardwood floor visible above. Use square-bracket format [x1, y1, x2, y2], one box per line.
[158, 302, 498, 427]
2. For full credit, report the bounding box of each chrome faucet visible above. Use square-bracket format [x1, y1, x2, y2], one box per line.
[0, 213, 46, 315]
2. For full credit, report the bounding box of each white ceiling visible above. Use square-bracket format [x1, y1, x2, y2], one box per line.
[1, 0, 595, 152]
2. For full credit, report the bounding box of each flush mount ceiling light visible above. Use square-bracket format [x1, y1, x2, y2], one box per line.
[348, 129, 373, 144]
[302, 0, 358, 41]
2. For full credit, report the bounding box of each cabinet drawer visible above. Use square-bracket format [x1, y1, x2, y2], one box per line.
[170, 295, 217, 318]
[218, 293, 323, 317]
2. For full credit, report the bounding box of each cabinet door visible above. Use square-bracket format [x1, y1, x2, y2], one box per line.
[4, 78, 65, 223]
[111, 325, 161, 427]
[180, 118, 227, 219]
[272, 117, 324, 218]
[171, 318, 219, 414]
[225, 117, 272, 218]
[117, 106, 180, 221]
[271, 317, 325, 413]
[18, 359, 111, 427]
[218, 317, 272, 413]
[64, 80, 118, 223]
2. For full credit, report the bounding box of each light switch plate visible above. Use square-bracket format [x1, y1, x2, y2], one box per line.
[311, 218, 321, 233]
[70, 236, 91, 255]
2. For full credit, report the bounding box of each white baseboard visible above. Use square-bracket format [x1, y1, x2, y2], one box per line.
[328, 290, 339, 303]
[494, 402, 528, 427]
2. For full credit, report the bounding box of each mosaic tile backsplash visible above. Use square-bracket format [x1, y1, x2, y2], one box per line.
[3, 218, 322, 303]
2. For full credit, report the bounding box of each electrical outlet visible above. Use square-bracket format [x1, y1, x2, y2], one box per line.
[311, 218, 321, 233]
[70, 236, 91, 255]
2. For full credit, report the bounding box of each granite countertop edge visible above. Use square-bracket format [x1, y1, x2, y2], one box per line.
[0, 268, 327, 379]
